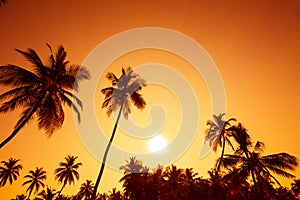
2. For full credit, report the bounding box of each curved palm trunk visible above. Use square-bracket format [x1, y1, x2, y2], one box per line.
[27, 189, 33, 200]
[0, 92, 46, 149]
[217, 134, 226, 171]
[58, 181, 67, 197]
[92, 103, 124, 199]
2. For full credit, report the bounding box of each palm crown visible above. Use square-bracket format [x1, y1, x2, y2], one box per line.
[55, 155, 82, 195]
[22, 167, 46, 199]
[101, 67, 146, 118]
[0, 157, 22, 186]
[0, 44, 90, 148]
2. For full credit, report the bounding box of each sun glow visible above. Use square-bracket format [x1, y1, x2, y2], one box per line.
[148, 135, 168, 153]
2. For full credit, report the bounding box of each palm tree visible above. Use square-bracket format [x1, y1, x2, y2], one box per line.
[0, 44, 90, 149]
[0, 157, 22, 186]
[77, 180, 94, 200]
[163, 165, 187, 200]
[22, 167, 46, 199]
[119, 157, 149, 199]
[108, 188, 124, 200]
[35, 186, 57, 200]
[54, 155, 82, 196]
[205, 113, 236, 170]
[92, 67, 146, 198]
[11, 194, 27, 200]
[221, 124, 298, 198]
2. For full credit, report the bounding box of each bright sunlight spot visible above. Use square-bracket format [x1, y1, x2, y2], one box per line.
[148, 135, 168, 153]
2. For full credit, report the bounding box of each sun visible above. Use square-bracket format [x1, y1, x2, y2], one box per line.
[148, 135, 168, 153]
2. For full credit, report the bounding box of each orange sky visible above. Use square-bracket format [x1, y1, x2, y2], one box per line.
[1, 0, 300, 199]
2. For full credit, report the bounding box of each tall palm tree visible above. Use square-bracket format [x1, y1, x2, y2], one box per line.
[0, 44, 90, 149]
[205, 113, 236, 170]
[22, 167, 46, 199]
[221, 124, 298, 198]
[77, 180, 94, 200]
[54, 155, 82, 196]
[0, 157, 22, 186]
[92, 67, 146, 198]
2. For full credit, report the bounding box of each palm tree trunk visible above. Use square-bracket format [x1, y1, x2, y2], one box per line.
[217, 134, 226, 171]
[27, 189, 33, 200]
[92, 103, 124, 199]
[58, 181, 67, 196]
[0, 91, 46, 149]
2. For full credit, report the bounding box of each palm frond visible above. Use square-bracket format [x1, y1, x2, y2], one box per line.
[60, 89, 83, 110]
[59, 92, 81, 123]
[254, 141, 265, 153]
[262, 153, 298, 171]
[0, 93, 32, 113]
[15, 48, 50, 77]
[0, 65, 39, 87]
[130, 91, 146, 110]
[0, 85, 34, 102]
[37, 93, 64, 136]
[106, 72, 118, 86]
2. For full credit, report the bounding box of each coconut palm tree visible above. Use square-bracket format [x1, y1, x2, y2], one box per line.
[0, 157, 22, 186]
[108, 188, 124, 200]
[11, 194, 27, 200]
[54, 155, 82, 196]
[221, 124, 298, 198]
[119, 157, 149, 199]
[35, 186, 57, 200]
[0, 44, 90, 149]
[22, 167, 46, 199]
[163, 165, 187, 200]
[77, 180, 94, 200]
[92, 67, 146, 198]
[205, 113, 236, 170]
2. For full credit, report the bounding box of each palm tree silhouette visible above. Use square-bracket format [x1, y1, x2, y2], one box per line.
[163, 165, 189, 200]
[221, 123, 298, 198]
[108, 188, 124, 200]
[0, 44, 90, 149]
[92, 67, 146, 198]
[22, 167, 46, 199]
[77, 180, 94, 200]
[54, 155, 82, 196]
[35, 186, 57, 200]
[0, 157, 22, 186]
[205, 113, 236, 171]
[119, 157, 149, 199]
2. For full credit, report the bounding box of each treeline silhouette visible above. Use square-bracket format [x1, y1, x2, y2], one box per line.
[1, 116, 300, 200]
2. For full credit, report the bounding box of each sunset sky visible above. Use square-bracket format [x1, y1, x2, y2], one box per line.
[1, 0, 300, 199]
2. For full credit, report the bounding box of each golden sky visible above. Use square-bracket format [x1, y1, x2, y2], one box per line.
[1, 0, 300, 199]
